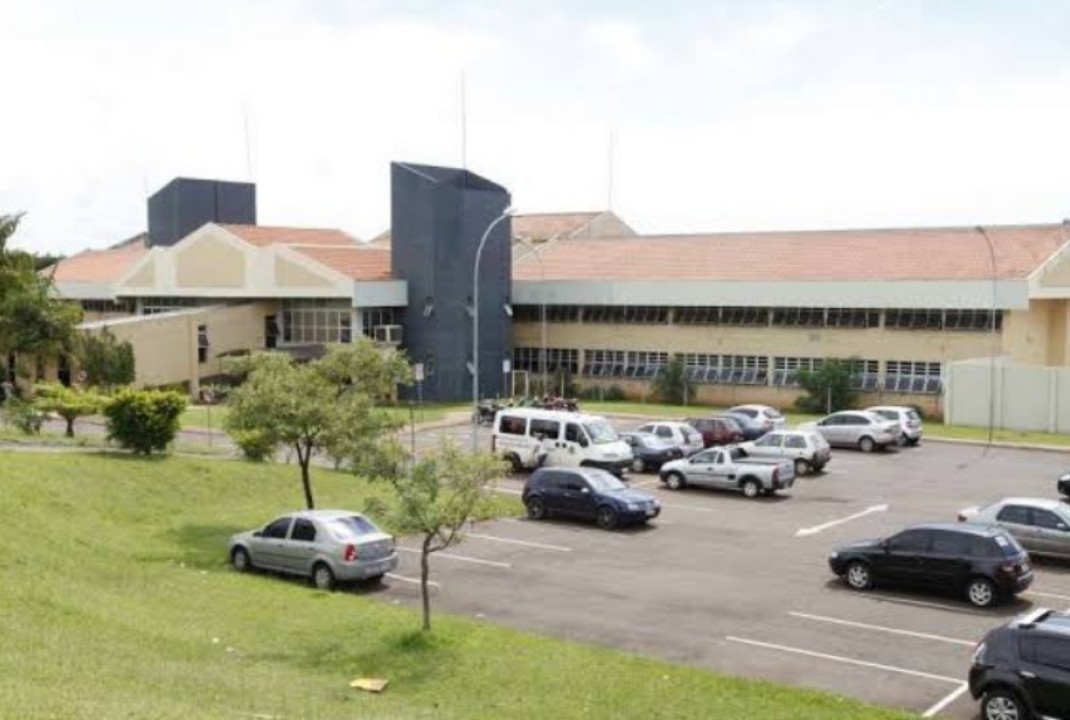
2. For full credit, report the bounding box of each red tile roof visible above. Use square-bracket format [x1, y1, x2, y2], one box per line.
[47, 240, 149, 283]
[289, 246, 393, 281]
[221, 224, 359, 247]
[512, 212, 602, 240]
[512, 224, 1069, 282]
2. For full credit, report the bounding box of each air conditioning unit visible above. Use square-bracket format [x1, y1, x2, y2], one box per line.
[373, 325, 403, 345]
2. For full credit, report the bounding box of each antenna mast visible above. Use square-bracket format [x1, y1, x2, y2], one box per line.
[607, 129, 616, 211]
[460, 71, 468, 169]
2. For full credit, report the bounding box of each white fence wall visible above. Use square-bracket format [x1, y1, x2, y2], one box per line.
[947, 359, 1070, 433]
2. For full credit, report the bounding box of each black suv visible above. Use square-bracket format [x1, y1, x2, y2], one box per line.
[522, 467, 660, 530]
[1059, 471, 1070, 499]
[828, 523, 1033, 608]
[970, 608, 1070, 719]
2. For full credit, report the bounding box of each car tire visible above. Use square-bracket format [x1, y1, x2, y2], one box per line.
[312, 562, 336, 591]
[741, 478, 761, 499]
[631, 457, 646, 473]
[794, 459, 811, 477]
[231, 547, 253, 573]
[526, 496, 547, 520]
[506, 454, 524, 475]
[665, 472, 686, 490]
[905, 437, 920, 447]
[596, 506, 619, 530]
[859, 436, 876, 453]
[844, 561, 874, 590]
[981, 687, 1029, 720]
[967, 576, 999, 608]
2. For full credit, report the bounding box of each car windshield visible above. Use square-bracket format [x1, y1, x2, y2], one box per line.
[327, 515, 378, 539]
[763, 408, 782, 418]
[994, 532, 1026, 557]
[585, 471, 627, 491]
[583, 420, 618, 444]
[906, 410, 921, 421]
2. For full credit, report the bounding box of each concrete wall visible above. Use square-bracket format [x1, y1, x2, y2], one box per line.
[946, 359, 1070, 432]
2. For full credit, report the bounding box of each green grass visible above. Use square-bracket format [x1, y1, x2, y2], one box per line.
[0, 425, 234, 456]
[0, 452, 908, 720]
[180, 403, 468, 430]
[583, 400, 1070, 448]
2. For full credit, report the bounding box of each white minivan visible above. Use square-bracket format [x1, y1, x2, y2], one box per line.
[492, 408, 633, 476]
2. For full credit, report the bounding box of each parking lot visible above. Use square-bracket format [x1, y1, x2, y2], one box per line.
[377, 417, 1070, 718]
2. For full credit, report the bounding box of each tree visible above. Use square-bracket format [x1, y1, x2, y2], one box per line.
[34, 383, 105, 437]
[78, 327, 135, 389]
[104, 388, 187, 454]
[224, 340, 413, 509]
[796, 358, 861, 414]
[652, 355, 694, 405]
[372, 442, 504, 631]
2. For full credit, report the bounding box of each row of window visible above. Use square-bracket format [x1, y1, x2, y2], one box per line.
[281, 300, 354, 345]
[512, 305, 1003, 331]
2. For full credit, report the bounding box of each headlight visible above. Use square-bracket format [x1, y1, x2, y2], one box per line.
[829, 552, 839, 559]
[1060, 474, 1070, 482]
[626, 502, 640, 510]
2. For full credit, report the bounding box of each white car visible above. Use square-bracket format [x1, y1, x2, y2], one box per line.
[741, 430, 831, 476]
[633, 421, 705, 456]
[866, 405, 923, 446]
[726, 404, 787, 433]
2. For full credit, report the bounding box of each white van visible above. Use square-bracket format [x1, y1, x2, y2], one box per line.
[492, 408, 633, 476]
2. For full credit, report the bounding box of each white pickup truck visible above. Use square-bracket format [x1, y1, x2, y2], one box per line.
[658, 445, 796, 499]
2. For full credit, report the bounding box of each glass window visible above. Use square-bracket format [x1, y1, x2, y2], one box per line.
[291, 519, 317, 542]
[784, 435, 807, 449]
[530, 418, 559, 438]
[499, 415, 528, 436]
[1035, 637, 1070, 671]
[583, 421, 618, 444]
[930, 530, 972, 555]
[327, 515, 379, 539]
[756, 434, 781, 448]
[692, 451, 715, 463]
[1033, 509, 1068, 530]
[997, 505, 1032, 525]
[655, 426, 672, 438]
[888, 530, 930, 553]
[636, 424, 653, 434]
[263, 517, 292, 539]
[565, 423, 583, 443]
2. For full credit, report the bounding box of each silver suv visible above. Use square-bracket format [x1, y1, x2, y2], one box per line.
[809, 411, 899, 452]
[741, 430, 831, 476]
[866, 405, 923, 446]
[229, 510, 398, 590]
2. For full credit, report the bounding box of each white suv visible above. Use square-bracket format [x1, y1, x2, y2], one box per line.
[633, 421, 705, 456]
[866, 405, 923, 446]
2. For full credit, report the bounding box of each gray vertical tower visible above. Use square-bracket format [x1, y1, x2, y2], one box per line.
[391, 162, 512, 403]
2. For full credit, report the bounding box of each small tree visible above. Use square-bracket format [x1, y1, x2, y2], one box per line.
[104, 388, 187, 454]
[796, 358, 860, 414]
[225, 340, 412, 509]
[652, 355, 693, 405]
[374, 442, 505, 631]
[78, 327, 135, 389]
[34, 383, 105, 437]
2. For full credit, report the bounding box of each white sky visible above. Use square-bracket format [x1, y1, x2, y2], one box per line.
[4, 0, 1070, 255]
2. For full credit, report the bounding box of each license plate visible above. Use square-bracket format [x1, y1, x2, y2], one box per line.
[645, 509, 656, 517]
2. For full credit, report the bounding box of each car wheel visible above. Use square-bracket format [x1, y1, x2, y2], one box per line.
[859, 436, 876, 453]
[967, 577, 998, 608]
[981, 687, 1028, 720]
[231, 547, 253, 573]
[312, 563, 336, 591]
[596, 506, 619, 530]
[741, 478, 761, 499]
[845, 561, 873, 590]
[507, 454, 523, 475]
[665, 472, 686, 490]
[794, 459, 811, 477]
[631, 457, 646, 473]
[906, 437, 920, 447]
[526, 496, 547, 520]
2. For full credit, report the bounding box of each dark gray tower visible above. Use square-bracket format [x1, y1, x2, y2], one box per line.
[391, 162, 512, 403]
[147, 178, 257, 247]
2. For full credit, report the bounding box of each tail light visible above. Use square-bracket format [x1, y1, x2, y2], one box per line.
[772, 468, 779, 482]
[999, 562, 1016, 575]
[344, 544, 358, 562]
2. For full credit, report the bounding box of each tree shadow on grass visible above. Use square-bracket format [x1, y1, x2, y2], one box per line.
[166, 523, 246, 570]
[282, 628, 459, 687]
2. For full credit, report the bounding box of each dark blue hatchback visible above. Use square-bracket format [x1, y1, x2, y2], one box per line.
[522, 467, 661, 530]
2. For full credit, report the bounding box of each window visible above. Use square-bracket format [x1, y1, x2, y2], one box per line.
[785, 435, 807, 449]
[826, 308, 880, 328]
[138, 296, 200, 315]
[996, 505, 1032, 525]
[328, 515, 378, 539]
[1033, 509, 1069, 531]
[499, 415, 528, 436]
[263, 517, 292, 539]
[944, 309, 1003, 332]
[755, 434, 781, 448]
[929, 530, 972, 555]
[565, 423, 583, 443]
[655, 426, 672, 438]
[514, 348, 579, 374]
[283, 299, 354, 344]
[291, 519, 317, 542]
[772, 307, 825, 327]
[1034, 637, 1070, 671]
[884, 360, 942, 394]
[888, 530, 930, 553]
[197, 324, 209, 364]
[530, 418, 559, 439]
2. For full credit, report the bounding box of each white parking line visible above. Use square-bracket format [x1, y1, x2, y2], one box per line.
[465, 533, 572, 552]
[657, 502, 714, 513]
[493, 487, 523, 495]
[858, 595, 992, 616]
[726, 636, 962, 684]
[629, 479, 659, 488]
[795, 504, 889, 537]
[922, 683, 970, 718]
[1025, 590, 1070, 602]
[396, 546, 512, 569]
[789, 612, 976, 646]
[386, 573, 441, 588]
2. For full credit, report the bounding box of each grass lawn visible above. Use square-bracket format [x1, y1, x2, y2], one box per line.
[583, 400, 1070, 448]
[0, 452, 909, 720]
[180, 403, 468, 430]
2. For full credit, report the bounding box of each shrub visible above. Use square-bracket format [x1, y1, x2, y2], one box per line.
[232, 428, 276, 462]
[604, 385, 626, 402]
[652, 355, 693, 405]
[4, 399, 44, 435]
[796, 358, 860, 414]
[103, 388, 187, 455]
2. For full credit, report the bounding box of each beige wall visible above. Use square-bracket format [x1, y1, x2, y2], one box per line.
[1002, 300, 1068, 366]
[175, 236, 246, 288]
[275, 256, 332, 288]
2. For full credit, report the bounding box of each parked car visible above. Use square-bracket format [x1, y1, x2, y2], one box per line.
[809, 410, 899, 452]
[1059, 471, 1070, 499]
[866, 405, 924, 446]
[726, 405, 786, 434]
[492, 408, 632, 475]
[522, 466, 661, 529]
[828, 523, 1033, 608]
[620, 432, 684, 473]
[659, 445, 795, 498]
[722, 412, 771, 441]
[228, 510, 398, 591]
[969, 607, 1070, 720]
[633, 421, 705, 456]
[958, 497, 1070, 558]
[741, 430, 831, 476]
[686, 416, 744, 447]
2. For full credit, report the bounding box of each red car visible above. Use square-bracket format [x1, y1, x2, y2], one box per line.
[686, 417, 744, 448]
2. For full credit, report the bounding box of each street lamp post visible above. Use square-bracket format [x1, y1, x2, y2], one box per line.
[975, 227, 1000, 449]
[517, 238, 548, 394]
[472, 206, 515, 453]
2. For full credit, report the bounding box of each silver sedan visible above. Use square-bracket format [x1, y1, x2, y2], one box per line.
[958, 497, 1070, 558]
[229, 509, 398, 590]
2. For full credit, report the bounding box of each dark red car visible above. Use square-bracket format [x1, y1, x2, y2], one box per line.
[686, 417, 744, 448]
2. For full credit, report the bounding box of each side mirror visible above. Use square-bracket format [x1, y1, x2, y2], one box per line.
[1058, 524, 1069, 532]
[580, 487, 591, 494]
[579, 437, 589, 448]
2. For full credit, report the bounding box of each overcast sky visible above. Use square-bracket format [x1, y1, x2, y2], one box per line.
[3, 0, 1070, 255]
